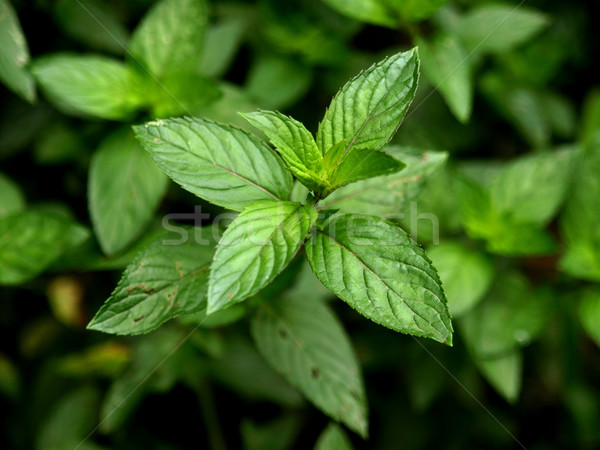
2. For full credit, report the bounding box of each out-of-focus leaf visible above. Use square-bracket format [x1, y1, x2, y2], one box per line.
[89, 129, 168, 255]
[0, 211, 89, 285]
[0, 354, 19, 399]
[0, 173, 25, 218]
[475, 350, 523, 403]
[149, 72, 222, 117]
[33, 121, 82, 165]
[580, 89, 600, 149]
[314, 423, 354, 450]
[0, 0, 35, 102]
[320, 0, 397, 27]
[579, 289, 600, 347]
[55, 342, 131, 378]
[241, 415, 301, 450]
[427, 241, 493, 317]
[198, 15, 246, 78]
[47, 275, 85, 328]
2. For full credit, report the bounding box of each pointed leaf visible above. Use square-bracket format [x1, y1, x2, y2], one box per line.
[0, 211, 89, 285]
[89, 129, 168, 255]
[88, 226, 217, 335]
[240, 110, 325, 191]
[133, 117, 293, 211]
[317, 49, 419, 156]
[208, 201, 317, 313]
[251, 293, 367, 437]
[579, 289, 600, 348]
[475, 350, 522, 404]
[0, 173, 25, 219]
[0, 0, 35, 102]
[306, 214, 452, 344]
[315, 423, 354, 450]
[129, 0, 207, 78]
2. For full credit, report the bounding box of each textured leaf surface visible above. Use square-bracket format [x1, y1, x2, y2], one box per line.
[418, 33, 473, 123]
[241, 110, 325, 191]
[427, 241, 493, 317]
[32, 54, 137, 119]
[134, 117, 293, 211]
[321, 148, 447, 217]
[316, 49, 419, 154]
[0, 211, 89, 285]
[306, 214, 452, 344]
[251, 292, 367, 436]
[315, 423, 354, 450]
[208, 201, 317, 313]
[0, 173, 25, 219]
[129, 0, 207, 78]
[0, 0, 35, 102]
[88, 227, 216, 335]
[89, 129, 168, 255]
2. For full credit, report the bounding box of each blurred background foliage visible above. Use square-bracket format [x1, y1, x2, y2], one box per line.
[1, 0, 600, 448]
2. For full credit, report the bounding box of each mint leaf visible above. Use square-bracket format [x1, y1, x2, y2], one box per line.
[0, 0, 35, 102]
[306, 214, 452, 344]
[455, 5, 549, 54]
[150, 72, 221, 117]
[427, 241, 493, 317]
[417, 33, 473, 123]
[133, 118, 293, 211]
[579, 289, 600, 347]
[321, 147, 447, 217]
[389, 0, 450, 22]
[87, 227, 216, 335]
[89, 129, 168, 255]
[0, 211, 89, 285]
[475, 350, 522, 403]
[129, 0, 207, 78]
[0, 173, 25, 219]
[316, 48, 419, 155]
[208, 201, 317, 313]
[251, 292, 368, 437]
[315, 423, 354, 450]
[32, 54, 138, 120]
[199, 15, 246, 78]
[240, 110, 325, 191]
[320, 0, 398, 27]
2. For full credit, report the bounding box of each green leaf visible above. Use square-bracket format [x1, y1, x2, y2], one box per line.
[580, 89, 600, 149]
[460, 272, 548, 358]
[251, 292, 367, 437]
[455, 5, 549, 54]
[208, 201, 317, 313]
[417, 33, 473, 123]
[475, 350, 523, 403]
[133, 117, 293, 211]
[0, 211, 89, 285]
[579, 289, 600, 348]
[306, 214, 452, 344]
[198, 15, 246, 78]
[316, 48, 419, 155]
[427, 242, 493, 317]
[242, 416, 301, 450]
[89, 129, 168, 255]
[240, 110, 325, 191]
[0, 0, 35, 102]
[321, 147, 447, 217]
[315, 423, 354, 450]
[320, 0, 398, 27]
[387, 0, 450, 22]
[31, 54, 138, 120]
[129, 0, 207, 78]
[87, 226, 216, 335]
[490, 148, 575, 226]
[0, 172, 25, 219]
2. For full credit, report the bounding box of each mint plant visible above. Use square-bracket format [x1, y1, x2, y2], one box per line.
[88, 47, 453, 435]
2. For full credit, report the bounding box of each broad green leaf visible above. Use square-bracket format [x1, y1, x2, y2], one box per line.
[133, 117, 293, 211]
[0, 211, 89, 285]
[53, 0, 129, 54]
[325, 148, 405, 195]
[579, 289, 600, 347]
[242, 416, 300, 450]
[0, 0, 35, 102]
[427, 242, 493, 317]
[245, 55, 312, 110]
[240, 110, 325, 191]
[306, 214, 452, 344]
[89, 129, 168, 255]
[251, 292, 367, 437]
[321, 147, 447, 217]
[475, 350, 522, 403]
[129, 0, 207, 78]
[150, 72, 222, 117]
[417, 33, 473, 123]
[198, 15, 246, 78]
[490, 148, 575, 226]
[387, 0, 449, 22]
[0, 173, 25, 218]
[208, 201, 317, 313]
[455, 5, 549, 54]
[316, 48, 419, 154]
[315, 423, 354, 450]
[580, 89, 600, 149]
[87, 227, 216, 335]
[460, 273, 548, 358]
[31, 54, 138, 120]
[320, 0, 398, 27]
